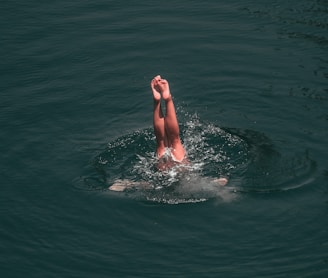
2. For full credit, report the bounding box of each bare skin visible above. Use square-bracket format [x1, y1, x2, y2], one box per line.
[108, 75, 228, 191]
[151, 75, 186, 162]
[150, 75, 227, 185]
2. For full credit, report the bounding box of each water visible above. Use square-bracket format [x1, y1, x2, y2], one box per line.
[1, 0, 328, 277]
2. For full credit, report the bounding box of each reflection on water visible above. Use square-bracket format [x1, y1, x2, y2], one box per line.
[82, 114, 316, 204]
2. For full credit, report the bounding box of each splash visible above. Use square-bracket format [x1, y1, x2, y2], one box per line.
[82, 114, 316, 203]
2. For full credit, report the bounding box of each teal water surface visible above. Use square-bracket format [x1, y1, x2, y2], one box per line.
[1, 0, 328, 277]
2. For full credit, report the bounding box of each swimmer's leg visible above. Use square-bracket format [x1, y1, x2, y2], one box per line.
[151, 76, 166, 158]
[157, 78, 186, 161]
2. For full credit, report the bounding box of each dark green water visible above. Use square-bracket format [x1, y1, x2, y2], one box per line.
[1, 0, 328, 277]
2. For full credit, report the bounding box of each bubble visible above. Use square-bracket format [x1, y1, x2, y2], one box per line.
[82, 114, 316, 203]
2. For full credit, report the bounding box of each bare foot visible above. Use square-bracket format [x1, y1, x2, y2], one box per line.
[151, 76, 161, 101]
[157, 78, 171, 101]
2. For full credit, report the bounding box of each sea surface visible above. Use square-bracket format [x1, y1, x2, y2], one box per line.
[1, 0, 328, 277]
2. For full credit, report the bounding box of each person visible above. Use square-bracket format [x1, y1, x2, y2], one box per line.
[108, 75, 227, 191]
[151, 75, 187, 170]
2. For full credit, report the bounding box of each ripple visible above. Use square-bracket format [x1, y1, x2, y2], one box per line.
[225, 128, 317, 193]
[81, 114, 317, 203]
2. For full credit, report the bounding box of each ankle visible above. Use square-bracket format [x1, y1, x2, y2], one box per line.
[164, 95, 172, 102]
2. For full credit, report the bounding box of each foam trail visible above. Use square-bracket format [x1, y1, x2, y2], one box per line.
[175, 175, 238, 203]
